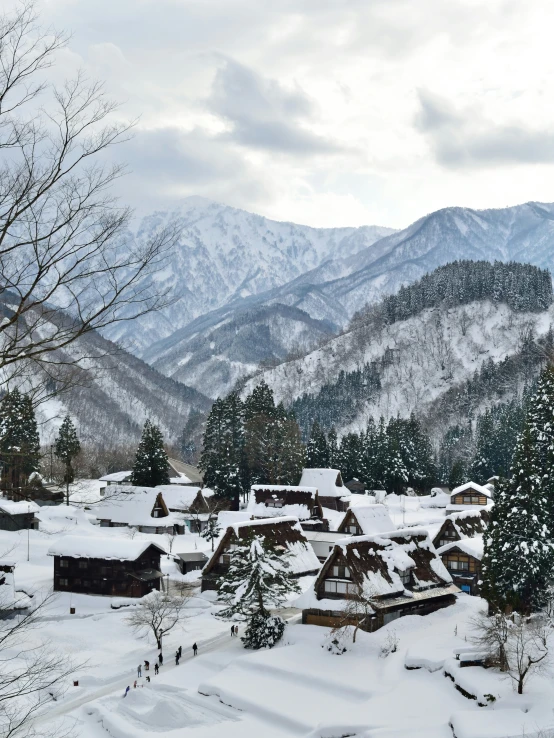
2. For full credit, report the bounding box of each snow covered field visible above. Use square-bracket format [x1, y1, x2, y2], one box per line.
[4, 484, 554, 738]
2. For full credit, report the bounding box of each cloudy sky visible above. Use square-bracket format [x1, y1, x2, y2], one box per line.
[38, 0, 554, 228]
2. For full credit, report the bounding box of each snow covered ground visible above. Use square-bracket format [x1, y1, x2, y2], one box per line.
[4, 483, 554, 738]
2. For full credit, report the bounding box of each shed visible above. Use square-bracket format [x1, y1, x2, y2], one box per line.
[176, 551, 209, 575]
[344, 479, 366, 495]
[0, 500, 39, 532]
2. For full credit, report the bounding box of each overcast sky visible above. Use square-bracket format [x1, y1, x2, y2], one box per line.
[38, 0, 554, 228]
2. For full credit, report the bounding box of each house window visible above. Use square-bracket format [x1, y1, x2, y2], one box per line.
[58, 578, 68, 587]
[78, 561, 88, 569]
[398, 569, 411, 586]
[349, 525, 358, 534]
[324, 580, 357, 595]
[152, 510, 159, 518]
[332, 565, 351, 579]
[60, 559, 69, 568]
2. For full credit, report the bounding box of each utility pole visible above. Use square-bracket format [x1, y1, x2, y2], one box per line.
[27, 503, 30, 562]
[50, 445, 53, 482]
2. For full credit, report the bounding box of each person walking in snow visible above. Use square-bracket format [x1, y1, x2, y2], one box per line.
[124, 686, 130, 698]
[193, 642, 198, 656]
[234, 625, 239, 637]
[178, 645, 182, 658]
[231, 625, 235, 637]
[175, 651, 180, 666]
[144, 660, 150, 671]
[133, 680, 137, 689]
[146, 676, 150, 683]
[154, 663, 159, 675]
[137, 664, 142, 677]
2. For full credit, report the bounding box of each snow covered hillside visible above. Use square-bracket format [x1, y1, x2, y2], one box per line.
[103, 197, 394, 354]
[244, 299, 554, 435]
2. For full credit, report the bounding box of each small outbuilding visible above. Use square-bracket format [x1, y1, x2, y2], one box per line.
[201, 516, 321, 592]
[0, 500, 39, 531]
[175, 551, 209, 574]
[48, 537, 165, 597]
[446, 482, 493, 514]
[344, 479, 366, 495]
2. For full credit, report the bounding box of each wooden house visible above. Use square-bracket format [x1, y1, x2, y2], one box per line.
[303, 531, 351, 562]
[299, 529, 458, 631]
[432, 509, 489, 550]
[5, 480, 64, 506]
[446, 482, 493, 514]
[201, 516, 321, 592]
[438, 538, 483, 595]
[48, 537, 165, 598]
[0, 500, 39, 531]
[95, 487, 185, 535]
[299, 469, 350, 512]
[248, 485, 328, 531]
[337, 504, 395, 537]
[99, 471, 132, 487]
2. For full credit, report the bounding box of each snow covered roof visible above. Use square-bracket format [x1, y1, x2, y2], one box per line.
[450, 481, 493, 499]
[248, 485, 322, 521]
[153, 485, 204, 511]
[93, 486, 181, 526]
[47, 536, 165, 561]
[299, 469, 345, 498]
[338, 504, 396, 536]
[99, 471, 132, 483]
[204, 516, 321, 577]
[433, 508, 489, 547]
[314, 527, 452, 602]
[217, 510, 253, 528]
[438, 537, 484, 560]
[167, 459, 203, 485]
[0, 499, 40, 515]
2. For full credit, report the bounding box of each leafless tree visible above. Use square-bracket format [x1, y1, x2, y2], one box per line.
[126, 589, 190, 650]
[471, 610, 511, 672]
[0, 2, 178, 387]
[0, 589, 83, 738]
[330, 586, 376, 646]
[505, 615, 551, 695]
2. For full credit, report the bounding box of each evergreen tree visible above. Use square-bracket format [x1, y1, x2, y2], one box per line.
[201, 515, 221, 552]
[54, 415, 81, 505]
[481, 423, 553, 614]
[0, 389, 40, 492]
[525, 365, 554, 530]
[327, 428, 339, 468]
[131, 420, 170, 487]
[244, 380, 276, 420]
[306, 422, 329, 468]
[469, 410, 497, 482]
[199, 394, 247, 510]
[217, 534, 300, 649]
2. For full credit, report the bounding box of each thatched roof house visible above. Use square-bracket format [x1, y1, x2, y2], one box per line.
[437, 537, 484, 596]
[201, 516, 321, 592]
[94, 486, 185, 535]
[299, 528, 458, 631]
[432, 508, 490, 550]
[248, 485, 327, 530]
[299, 469, 350, 511]
[337, 504, 395, 537]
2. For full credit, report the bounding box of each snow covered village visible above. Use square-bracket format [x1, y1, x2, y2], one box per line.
[4, 2, 554, 738]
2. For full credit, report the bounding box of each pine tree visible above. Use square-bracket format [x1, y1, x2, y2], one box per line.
[131, 420, 170, 487]
[201, 515, 221, 552]
[54, 415, 81, 505]
[327, 428, 339, 468]
[0, 389, 40, 493]
[481, 423, 553, 614]
[469, 410, 497, 482]
[525, 365, 554, 530]
[199, 394, 247, 510]
[306, 422, 329, 468]
[217, 534, 300, 649]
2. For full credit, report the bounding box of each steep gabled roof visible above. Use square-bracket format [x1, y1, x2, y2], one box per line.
[316, 528, 451, 600]
[433, 509, 489, 547]
[299, 469, 345, 498]
[93, 486, 178, 526]
[438, 537, 484, 561]
[154, 485, 205, 511]
[337, 504, 395, 536]
[48, 536, 165, 561]
[203, 516, 320, 576]
[450, 481, 492, 499]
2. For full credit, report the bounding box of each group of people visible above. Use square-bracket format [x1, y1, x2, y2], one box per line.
[124, 643, 199, 697]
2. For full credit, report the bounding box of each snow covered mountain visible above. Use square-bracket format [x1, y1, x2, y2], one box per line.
[103, 197, 395, 354]
[144, 202, 554, 399]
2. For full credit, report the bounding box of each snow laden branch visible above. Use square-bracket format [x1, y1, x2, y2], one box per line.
[216, 534, 300, 649]
[126, 590, 191, 650]
[0, 1, 179, 386]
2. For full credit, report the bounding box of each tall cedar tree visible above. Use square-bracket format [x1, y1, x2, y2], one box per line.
[306, 422, 329, 468]
[54, 415, 81, 505]
[0, 389, 40, 491]
[199, 394, 247, 510]
[525, 365, 554, 531]
[217, 534, 300, 649]
[481, 423, 553, 614]
[131, 420, 170, 487]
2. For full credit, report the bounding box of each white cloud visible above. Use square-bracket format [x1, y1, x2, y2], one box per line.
[37, 0, 554, 228]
